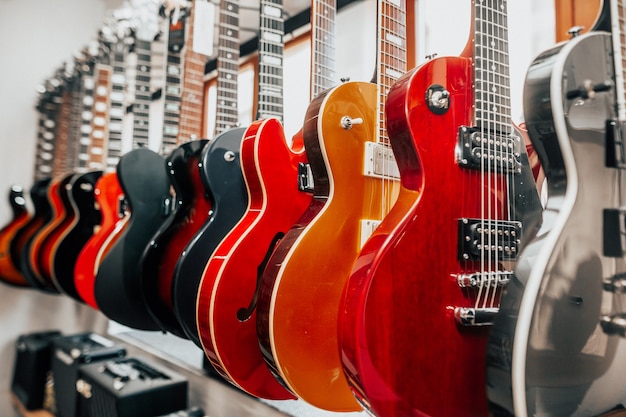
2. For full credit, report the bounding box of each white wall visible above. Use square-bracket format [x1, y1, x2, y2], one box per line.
[0, 1, 121, 414]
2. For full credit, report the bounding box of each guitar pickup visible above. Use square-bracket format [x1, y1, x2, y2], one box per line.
[458, 218, 521, 261]
[457, 126, 522, 174]
[606, 119, 626, 169]
[364, 142, 400, 179]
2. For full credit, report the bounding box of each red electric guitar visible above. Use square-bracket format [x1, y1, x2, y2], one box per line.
[74, 15, 133, 309]
[0, 186, 32, 287]
[338, 1, 542, 416]
[196, 0, 336, 400]
[255, 0, 403, 411]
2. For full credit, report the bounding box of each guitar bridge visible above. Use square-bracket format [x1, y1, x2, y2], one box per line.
[454, 307, 498, 326]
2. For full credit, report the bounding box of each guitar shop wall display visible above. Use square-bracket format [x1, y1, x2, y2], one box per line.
[4, 1, 626, 417]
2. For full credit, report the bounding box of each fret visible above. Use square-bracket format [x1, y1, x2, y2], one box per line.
[612, 1, 626, 120]
[214, 0, 241, 136]
[86, 64, 112, 171]
[310, 0, 336, 98]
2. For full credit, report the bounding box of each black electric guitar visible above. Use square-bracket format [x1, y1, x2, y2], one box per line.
[487, 1, 626, 416]
[170, 0, 251, 346]
[94, 2, 172, 331]
[139, 2, 211, 338]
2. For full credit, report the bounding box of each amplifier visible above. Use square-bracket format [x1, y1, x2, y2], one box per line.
[76, 356, 188, 417]
[11, 330, 62, 410]
[51, 332, 126, 417]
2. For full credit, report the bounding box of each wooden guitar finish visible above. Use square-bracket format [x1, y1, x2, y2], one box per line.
[51, 170, 102, 300]
[0, 186, 32, 287]
[171, 127, 248, 345]
[197, 118, 307, 399]
[94, 148, 172, 330]
[140, 140, 210, 337]
[487, 11, 626, 417]
[338, 2, 543, 416]
[11, 179, 54, 291]
[74, 172, 124, 308]
[256, 81, 397, 411]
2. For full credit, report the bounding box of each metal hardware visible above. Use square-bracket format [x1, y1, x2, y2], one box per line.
[364, 142, 400, 179]
[457, 126, 522, 173]
[458, 218, 522, 261]
[341, 116, 363, 130]
[454, 307, 498, 326]
[457, 271, 513, 288]
[360, 219, 381, 250]
[601, 314, 626, 337]
[297, 162, 314, 193]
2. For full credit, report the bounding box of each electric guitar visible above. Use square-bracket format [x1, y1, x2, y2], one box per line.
[94, 1, 171, 331]
[0, 186, 32, 287]
[0, 82, 61, 288]
[139, 2, 211, 338]
[74, 14, 133, 309]
[487, 1, 626, 416]
[196, 0, 335, 400]
[255, 0, 404, 411]
[337, 0, 545, 415]
[170, 0, 249, 346]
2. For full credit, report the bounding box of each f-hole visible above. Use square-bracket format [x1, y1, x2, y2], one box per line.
[236, 232, 285, 322]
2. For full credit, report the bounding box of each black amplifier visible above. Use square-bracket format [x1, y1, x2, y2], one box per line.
[76, 356, 188, 417]
[51, 332, 126, 417]
[11, 330, 62, 410]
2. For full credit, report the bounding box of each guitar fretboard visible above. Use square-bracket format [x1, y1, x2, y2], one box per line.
[51, 89, 74, 178]
[132, 39, 153, 149]
[473, 0, 512, 134]
[310, 0, 336, 99]
[612, 0, 626, 120]
[256, 0, 284, 121]
[377, 0, 407, 145]
[33, 92, 62, 180]
[215, 0, 241, 135]
[106, 38, 128, 171]
[87, 63, 113, 171]
[177, 0, 209, 144]
[75, 66, 96, 173]
[160, 20, 183, 156]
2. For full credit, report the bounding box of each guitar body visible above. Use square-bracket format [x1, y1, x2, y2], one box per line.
[139, 139, 210, 337]
[487, 32, 626, 417]
[23, 175, 73, 290]
[51, 170, 102, 301]
[171, 127, 248, 346]
[11, 178, 55, 291]
[94, 148, 171, 330]
[197, 118, 307, 399]
[74, 172, 124, 308]
[0, 186, 32, 287]
[256, 81, 398, 411]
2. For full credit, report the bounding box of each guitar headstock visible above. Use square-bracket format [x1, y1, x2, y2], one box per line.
[129, 0, 162, 42]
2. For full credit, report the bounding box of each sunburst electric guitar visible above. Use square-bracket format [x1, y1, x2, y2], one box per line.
[255, 0, 405, 411]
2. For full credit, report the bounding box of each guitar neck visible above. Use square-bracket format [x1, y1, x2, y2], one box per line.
[33, 92, 62, 180]
[177, 0, 209, 144]
[310, 0, 336, 98]
[74, 65, 96, 173]
[86, 63, 113, 171]
[51, 88, 74, 178]
[160, 18, 184, 156]
[106, 38, 129, 172]
[376, 0, 407, 145]
[132, 39, 153, 149]
[256, 0, 285, 121]
[611, 0, 626, 120]
[215, 0, 241, 135]
[472, 0, 512, 133]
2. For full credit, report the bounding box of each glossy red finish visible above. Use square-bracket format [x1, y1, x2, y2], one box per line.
[74, 172, 124, 308]
[197, 118, 307, 399]
[0, 205, 31, 287]
[339, 56, 508, 417]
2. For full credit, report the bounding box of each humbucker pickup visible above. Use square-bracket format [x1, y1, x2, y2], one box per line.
[457, 126, 522, 174]
[458, 218, 521, 261]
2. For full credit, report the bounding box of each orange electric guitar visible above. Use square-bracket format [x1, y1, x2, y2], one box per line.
[255, 0, 404, 411]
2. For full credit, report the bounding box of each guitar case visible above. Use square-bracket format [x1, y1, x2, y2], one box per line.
[171, 127, 248, 346]
[52, 170, 103, 301]
[94, 148, 172, 330]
